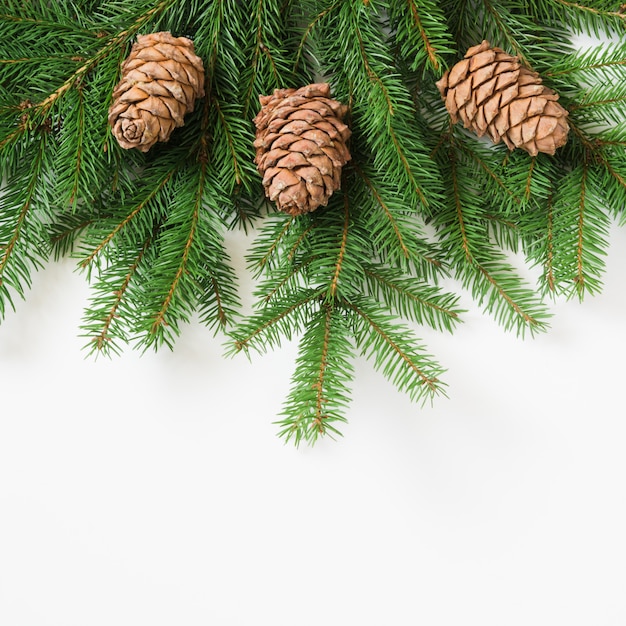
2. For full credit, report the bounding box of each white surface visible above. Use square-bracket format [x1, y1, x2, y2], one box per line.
[0, 219, 625, 626]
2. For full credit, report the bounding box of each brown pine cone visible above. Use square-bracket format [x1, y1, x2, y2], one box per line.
[108, 31, 205, 152]
[253, 83, 352, 216]
[436, 40, 569, 156]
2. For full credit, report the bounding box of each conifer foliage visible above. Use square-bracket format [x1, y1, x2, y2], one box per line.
[1, 1, 625, 445]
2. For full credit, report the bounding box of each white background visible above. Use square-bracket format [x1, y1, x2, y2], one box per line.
[1, 218, 625, 625]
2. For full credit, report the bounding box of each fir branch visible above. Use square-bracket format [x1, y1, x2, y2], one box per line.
[358, 167, 411, 260]
[543, 162, 611, 298]
[81, 236, 151, 357]
[481, 0, 530, 64]
[213, 97, 244, 186]
[352, 164, 446, 280]
[246, 214, 298, 276]
[313, 0, 443, 210]
[228, 287, 323, 355]
[258, 260, 312, 304]
[135, 163, 240, 350]
[293, 0, 341, 74]
[393, 0, 449, 71]
[344, 297, 447, 403]
[79, 168, 177, 272]
[363, 266, 464, 332]
[549, 0, 626, 24]
[328, 193, 350, 298]
[0, 133, 49, 318]
[277, 303, 355, 445]
[435, 139, 551, 335]
[146, 182, 204, 345]
[544, 192, 557, 293]
[195, 238, 241, 334]
[545, 39, 626, 78]
[192, 0, 259, 195]
[48, 211, 94, 261]
[240, 0, 296, 119]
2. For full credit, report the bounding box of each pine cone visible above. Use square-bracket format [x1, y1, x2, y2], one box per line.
[253, 83, 351, 216]
[108, 32, 205, 152]
[435, 40, 569, 156]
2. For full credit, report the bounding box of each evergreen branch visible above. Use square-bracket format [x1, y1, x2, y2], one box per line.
[473, 153, 514, 199]
[459, 142, 522, 207]
[570, 94, 626, 111]
[193, 5, 259, 197]
[315, 0, 442, 209]
[213, 96, 243, 186]
[478, 263, 537, 325]
[544, 192, 556, 293]
[357, 167, 410, 260]
[0, 143, 44, 286]
[543, 162, 611, 298]
[388, 0, 456, 74]
[84, 238, 150, 356]
[328, 193, 350, 298]
[258, 217, 295, 269]
[0, 124, 22, 153]
[435, 140, 550, 335]
[388, 127, 429, 207]
[195, 250, 241, 333]
[63, 86, 86, 209]
[405, 0, 440, 69]
[344, 297, 446, 401]
[229, 288, 322, 354]
[602, 158, 626, 193]
[546, 57, 626, 77]
[524, 157, 536, 202]
[149, 174, 203, 338]
[460, 254, 552, 335]
[0, 55, 86, 66]
[260, 260, 311, 303]
[574, 162, 588, 295]
[241, 0, 292, 119]
[354, 20, 394, 115]
[288, 223, 314, 260]
[311, 304, 333, 432]
[485, 1, 528, 62]
[450, 148, 472, 262]
[209, 275, 228, 327]
[550, 0, 626, 22]
[250, 215, 296, 274]
[49, 214, 94, 261]
[277, 303, 355, 445]
[364, 266, 463, 332]
[0, 13, 98, 35]
[293, 1, 341, 73]
[351, 18, 428, 203]
[531, 0, 626, 37]
[80, 169, 176, 269]
[352, 165, 448, 280]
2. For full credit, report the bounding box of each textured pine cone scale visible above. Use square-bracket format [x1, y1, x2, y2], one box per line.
[436, 40, 569, 156]
[108, 31, 205, 152]
[253, 83, 351, 216]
